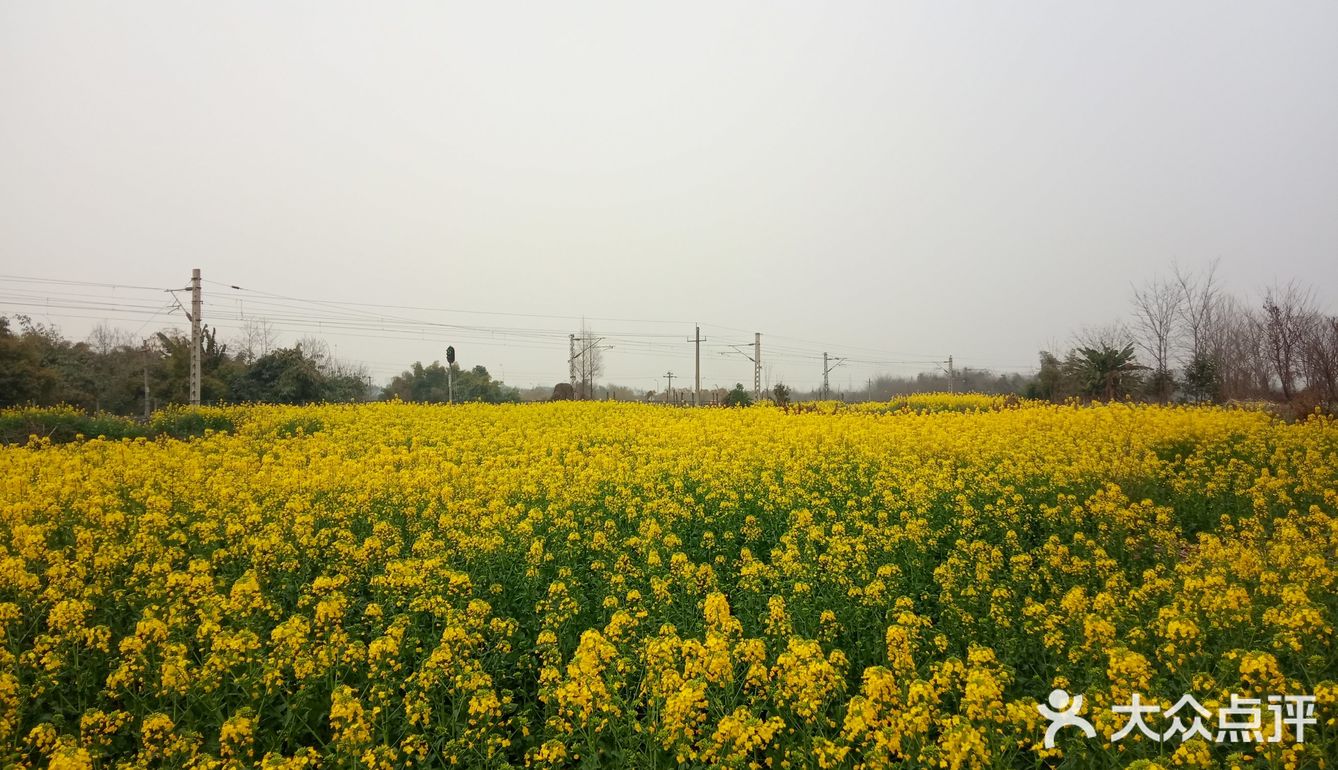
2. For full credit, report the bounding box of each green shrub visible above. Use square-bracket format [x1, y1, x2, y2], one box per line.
[0, 405, 237, 444]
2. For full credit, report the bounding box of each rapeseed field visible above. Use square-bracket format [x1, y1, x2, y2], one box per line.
[1, 399, 1334, 769]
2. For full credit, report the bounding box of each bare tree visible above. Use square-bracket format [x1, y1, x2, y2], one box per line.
[1211, 294, 1271, 401]
[295, 335, 368, 380]
[236, 318, 277, 364]
[85, 324, 137, 412]
[1173, 261, 1219, 360]
[88, 323, 134, 355]
[1130, 275, 1182, 402]
[1170, 262, 1223, 402]
[1301, 316, 1338, 407]
[1074, 322, 1136, 352]
[575, 322, 604, 400]
[297, 335, 332, 368]
[1261, 281, 1317, 402]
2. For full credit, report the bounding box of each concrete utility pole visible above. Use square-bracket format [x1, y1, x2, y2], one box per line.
[720, 333, 764, 402]
[754, 332, 765, 404]
[822, 352, 845, 399]
[664, 371, 675, 404]
[569, 334, 577, 391]
[948, 355, 956, 393]
[689, 325, 706, 406]
[142, 339, 151, 421]
[569, 334, 606, 400]
[189, 268, 201, 406]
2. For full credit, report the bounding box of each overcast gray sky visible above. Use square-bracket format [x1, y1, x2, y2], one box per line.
[3, 2, 1336, 391]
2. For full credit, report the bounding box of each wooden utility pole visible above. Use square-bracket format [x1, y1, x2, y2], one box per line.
[189, 268, 201, 405]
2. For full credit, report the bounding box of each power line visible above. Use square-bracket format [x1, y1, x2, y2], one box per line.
[209, 278, 951, 366]
[703, 320, 944, 361]
[4, 272, 952, 369]
[0, 274, 174, 292]
[205, 279, 693, 327]
[5, 273, 947, 367]
[3, 272, 972, 391]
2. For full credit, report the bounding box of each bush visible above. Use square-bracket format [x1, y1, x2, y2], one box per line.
[149, 406, 237, 438]
[0, 405, 148, 444]
[0, 405, 237, 444]
[724, 383, 753, 407]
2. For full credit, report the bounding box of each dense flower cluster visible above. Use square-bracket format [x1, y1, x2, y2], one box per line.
[0, 399, 1335, 768]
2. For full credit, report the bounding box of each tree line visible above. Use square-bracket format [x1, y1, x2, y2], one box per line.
[1030, 263, 1338, 411]
[0, 316, 520, 413]
[4, 263, 1335, 415]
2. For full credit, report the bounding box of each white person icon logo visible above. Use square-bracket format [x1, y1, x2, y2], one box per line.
[1038, 688, 1097, 748]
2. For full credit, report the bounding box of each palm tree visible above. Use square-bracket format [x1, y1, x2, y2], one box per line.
[1066, 343, 1146, 401]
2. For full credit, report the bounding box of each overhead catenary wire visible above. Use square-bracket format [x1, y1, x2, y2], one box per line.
[1, 272, 993, 389]
[4, 272, 949, 361]
[0, 275, 175, 293]
[204, 280, 694, 327]
[6, 302, 953, 369]
[208, 280, 948, 365]
[6, 273, 945, 364]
